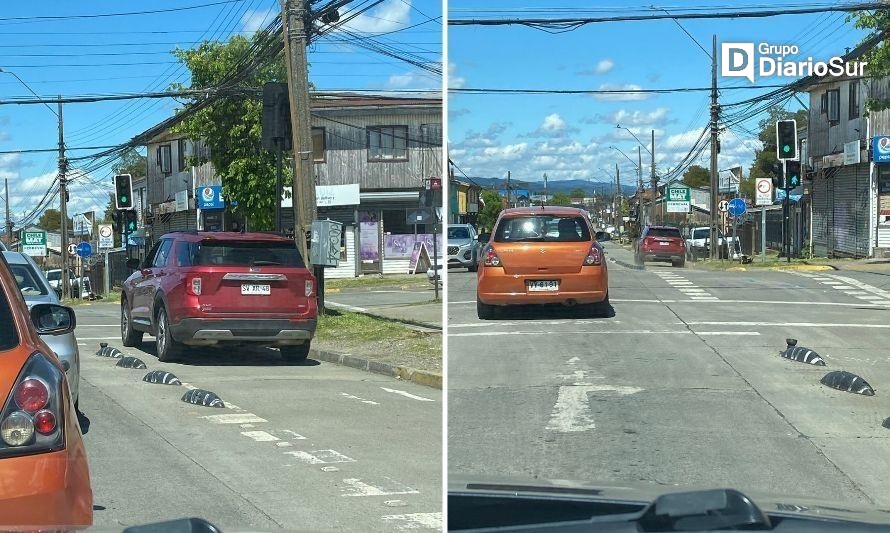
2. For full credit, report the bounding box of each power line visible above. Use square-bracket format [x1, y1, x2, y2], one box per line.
[0, 0, 249, 24]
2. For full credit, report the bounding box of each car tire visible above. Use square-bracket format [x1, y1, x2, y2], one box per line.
[468, 262, 478, 273]
[281, 343, 311, 362]
[155, 306, 182, 363]
[591, 292, 611, 318]
[477, 298, 495, 320]
[673, 258, 685, 268]
[121, 300, 143, 347]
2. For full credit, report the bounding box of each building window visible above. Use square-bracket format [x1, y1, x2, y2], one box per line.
[312, 127, 326, 163]
[157, 145, 172, 175]
[821, 92, 828, 114]
[367, 126, 408, 162]
[849, 80, 860, 119]
[177, 139, 187, 171]
[828, 89, 840, 123]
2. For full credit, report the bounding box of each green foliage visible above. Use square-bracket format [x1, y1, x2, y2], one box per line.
[569, 187, 586, 198]
[738, 175, 756, 199]
[477, 189, 504, 231]
[38, 209, 72, 232]
[550, 192, 572, 206]
[749, 106, 807, 186]
[170, 35, 288, 230]
[850, 11, 890, 112]
[113, 148, 146, 178]
[682, 165, 710, 188]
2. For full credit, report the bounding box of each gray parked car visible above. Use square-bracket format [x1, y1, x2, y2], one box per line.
[3, 251, 80, 408]
[447, 224, 482, 272]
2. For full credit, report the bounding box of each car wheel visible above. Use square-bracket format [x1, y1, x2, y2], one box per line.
[281, 343, 311, 362]
[155, 307, 182, 363]
[468, 262, 478, 273]
[477, 297, 495, 320]
[121, 300, 143, 347]
[672, 259, 686, 268]
[591, 292, 611, 318]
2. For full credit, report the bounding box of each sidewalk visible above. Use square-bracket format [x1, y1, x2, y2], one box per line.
[324, 285, 442, 329]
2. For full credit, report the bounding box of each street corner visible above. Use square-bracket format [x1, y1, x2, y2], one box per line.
[769, 264, 836, 272]
[326, 287, 341, 293]
[396, 367, 442, 390]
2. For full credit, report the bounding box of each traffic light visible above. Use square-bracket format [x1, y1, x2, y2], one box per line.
[776, 120, 797, 160]
[124, 210, 137, 233]
[785, 160, 801, 189]
[425, 177, 442, 208]
[114, 174, 134, 210]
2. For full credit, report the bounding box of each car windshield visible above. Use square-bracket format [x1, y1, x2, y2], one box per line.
[191, 240, 306, 267]
[692, 229, 708, 239]
[495, 215, 591, 242]
[449, 227, 471, 239]
[646, 228, 681, 238]
[9, 264, 48, 297]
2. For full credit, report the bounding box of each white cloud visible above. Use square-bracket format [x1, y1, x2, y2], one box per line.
[385, 71, 439, 89]
[612, 108, 671, 127]
[593, 83, 652, 101]
[448, 62, 466, 89]
[342, 0, 412, 33]
[520, 113, 579, 139]
[456, 122, 512, 148]
[241, 8, 276, 33]
[541, 113, 566, 132]
[595, 59, 614, 74]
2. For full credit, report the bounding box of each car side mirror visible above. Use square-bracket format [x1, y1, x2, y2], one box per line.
[595, 231, 606, 241]
[477, 233, 491, 243]
[126, 258, 141, 270]
[30, 304, 76, 336]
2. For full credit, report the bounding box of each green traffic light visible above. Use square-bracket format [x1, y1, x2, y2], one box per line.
[121, 195, 128, 203]
[783, 145, 790, 153]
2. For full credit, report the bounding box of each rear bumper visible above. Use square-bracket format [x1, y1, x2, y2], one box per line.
[477, 266, 608, 306]
[171, 317, 317, 344]
[640, 251, 684, 262]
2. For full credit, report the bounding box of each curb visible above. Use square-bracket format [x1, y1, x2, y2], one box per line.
[609, 257, 645, 271]
[310, 347, 442, 389]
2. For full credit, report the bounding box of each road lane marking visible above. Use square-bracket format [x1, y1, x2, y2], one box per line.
[381, 512, 443, 531]
[341, 392, 380, 405]
[546, 385, 643, 433]
[381, 387, 435, 402]
[326, 301, 369, 313]
[697, 331, 760, 336]
[200, 413, 267, 424]
[687, 321, 890, 329]
[285, 450, 356, 465]
[241, 430, 279, 442]
[450, 298, 890, 308]
[831, 285, 855, 290]
[448, 330, 758, 337]
[341, 478, 420, 497]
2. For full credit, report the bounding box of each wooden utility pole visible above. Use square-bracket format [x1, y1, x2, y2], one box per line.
[650, 129, 657, 225]
[281, 0, 316, 260]
[709, 35, 720, 260]
[58, 97, 70, 300]
[4, 178, 11, 248]
[506, 170, 511, 207]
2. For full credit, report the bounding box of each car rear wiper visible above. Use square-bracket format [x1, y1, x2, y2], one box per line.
[251, 260, 281, 266]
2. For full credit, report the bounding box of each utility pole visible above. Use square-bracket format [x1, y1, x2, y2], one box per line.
[506, 170, 511, 207]
[58, 97, 70, 300]
[650, 129, 657, 225]
[637, 146, 643, 193]
[281, 0, 316, 261]
[709, 35, 720, 260]
[4, 178, 11, 248]
[543, 173, 548, 202]
[615, 163, 620, 227]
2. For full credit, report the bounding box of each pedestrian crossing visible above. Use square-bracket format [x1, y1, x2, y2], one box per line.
[651, 269, 719, 301]
[795, 272, 890, 306]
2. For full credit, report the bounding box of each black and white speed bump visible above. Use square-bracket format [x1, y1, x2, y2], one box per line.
[780, 339, 826, 366]
[143, 370, 182, 385]
[97, 345, 124, 358]
[820, 371, 875, 396]
[116, 356, 147, 369]
[181, 389, 225, 408]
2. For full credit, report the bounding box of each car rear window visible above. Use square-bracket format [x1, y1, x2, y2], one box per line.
[495, 215, 591, 243]
[189, 241, 306, 267]
[647, 228, 681, 238]
[448, 227, 470, 240]
[9, 264, 48, 297]
[0, 273, 19, 351]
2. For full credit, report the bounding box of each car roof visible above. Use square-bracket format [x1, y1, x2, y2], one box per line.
[501, 206, 587, 217]
[2, 251, 37, 265]
[160, 231, 295, 243]
[645, 225, 681, 230]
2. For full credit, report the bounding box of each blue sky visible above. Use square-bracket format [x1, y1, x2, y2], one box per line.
[0, 0, 441, 229]
[448, 1, 869, 188]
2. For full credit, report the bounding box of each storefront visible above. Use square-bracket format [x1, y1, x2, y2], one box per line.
[812, 153, 871, 258]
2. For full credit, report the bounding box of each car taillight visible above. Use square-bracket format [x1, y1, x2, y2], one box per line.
[187, 276, 202, 296]
[0, 353, 65, 456]
[305, 280, 314, 297]
[584, 245, 603, 266]
[483, 246, 501, 267]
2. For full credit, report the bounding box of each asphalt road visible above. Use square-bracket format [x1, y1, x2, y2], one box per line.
[448, 241, 890, 508]
[72, 303, 441, 532]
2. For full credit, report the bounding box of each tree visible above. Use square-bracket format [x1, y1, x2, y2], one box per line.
[38, 209, 72, 232]
[171, 33, 289, 230]
[682, 165, 710, 188]
[748, 106, 808, 188]
[850, 11, 890, 112]
[477, 189, 504, 232]
[113, 148, 146, 178]
[738, 175, 756, 199]
[569, 187, 586, 198]
[551, 192, 572, 206]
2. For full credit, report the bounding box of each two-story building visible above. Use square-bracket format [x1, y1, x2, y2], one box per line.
[135, 93, 442, 277]
[449, 176, 480, 226]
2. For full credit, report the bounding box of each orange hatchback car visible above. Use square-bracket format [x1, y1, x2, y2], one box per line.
[476, 206, 609, 319]
[0, 254, 92, 528]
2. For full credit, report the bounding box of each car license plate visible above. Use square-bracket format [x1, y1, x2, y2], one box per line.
[659, 241, 670, 246]
[528, 280, 558, 292]
[241, 284, 270, 295]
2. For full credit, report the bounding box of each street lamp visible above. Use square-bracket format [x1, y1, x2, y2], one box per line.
[610, 145, 639, 170]
[0, 68, 58, 117]
[616, 124, 652, 156]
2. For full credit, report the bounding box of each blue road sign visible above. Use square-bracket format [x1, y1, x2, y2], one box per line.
[728, 198, 746, 217]
[76, 242, 92, 258]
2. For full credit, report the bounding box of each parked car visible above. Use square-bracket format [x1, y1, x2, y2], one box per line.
[44, 269, 92, 299]
[0, 252, 93, 527]
[447, 224, 482, 272]
[476, 207, 609, 319]
[684, 226, 740, 260]
[635, 225, 686, 267]
[120, 231, 318, 362]
[3, 252, 80, 408]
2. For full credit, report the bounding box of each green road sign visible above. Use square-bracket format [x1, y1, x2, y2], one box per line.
[23, 231, 46, 246]
[667, 186, 691, 202]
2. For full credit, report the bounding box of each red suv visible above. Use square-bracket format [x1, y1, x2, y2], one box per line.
[635, 225, 686, 267]
[120, 232, 317, 362]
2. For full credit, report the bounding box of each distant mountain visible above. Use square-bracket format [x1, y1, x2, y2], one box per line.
[459, 176, 636, 196]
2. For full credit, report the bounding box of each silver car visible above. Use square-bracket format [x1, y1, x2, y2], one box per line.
[3, 251, 80, 408]
[447, 224, 482, 272]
